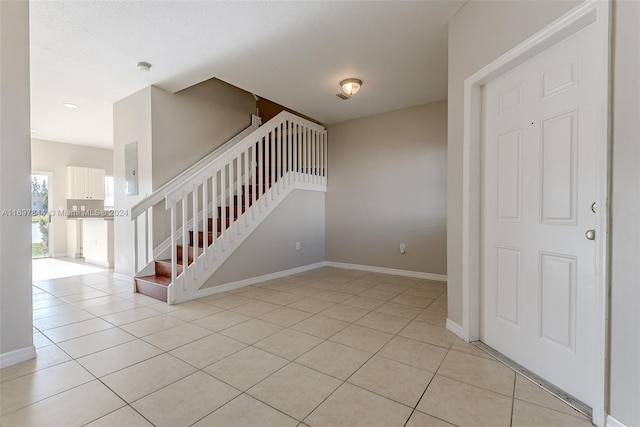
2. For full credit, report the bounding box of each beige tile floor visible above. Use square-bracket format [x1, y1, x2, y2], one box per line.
[1, 265, 594, 426]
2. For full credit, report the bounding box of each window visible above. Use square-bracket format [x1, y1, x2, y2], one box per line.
[104, 176, 115, 207]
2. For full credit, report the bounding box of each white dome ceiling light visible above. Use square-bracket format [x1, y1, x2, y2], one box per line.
[337, 78, 362, 100]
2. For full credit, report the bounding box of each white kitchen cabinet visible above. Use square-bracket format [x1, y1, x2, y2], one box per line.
[66, 167, 86, 199]
[66, 166, 105, 199]
[88, 168, 105, 199]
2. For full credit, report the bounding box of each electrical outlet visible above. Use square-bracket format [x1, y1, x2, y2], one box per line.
[296, 242, 301, 250]
[400, 243, 406, 254]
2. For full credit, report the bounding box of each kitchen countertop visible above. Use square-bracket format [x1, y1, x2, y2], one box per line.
[69, 216, 114, 220]
[66, 209, 115, 220]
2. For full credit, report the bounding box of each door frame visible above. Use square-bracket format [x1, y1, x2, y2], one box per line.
[460, 1, 610, 425]
[31, 170, 54, 258]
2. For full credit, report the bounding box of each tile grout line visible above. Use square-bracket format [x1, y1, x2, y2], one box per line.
[47, 320, 237, 426]
[298, 332, 396, 425]
[402, 337, 457, 427]
[177, 288, 373, 425]
[198, 308, 358, 422]
[204, 275, 420, 424]
[510, 373, 517, 427]
[291, 285, 444, 425]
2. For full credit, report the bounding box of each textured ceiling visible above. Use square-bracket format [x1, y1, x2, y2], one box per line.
[30, 1, 465, 149]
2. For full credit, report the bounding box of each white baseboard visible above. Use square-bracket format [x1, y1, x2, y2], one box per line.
[0, 345, 36, 369]
[324, 261, 447, 282]
[446, 318, 465, 339]
[607, 415, 628, 427]
[84, 258, 113, 268]
[193, 262, 326, 299]
[64, 252, 82, 259]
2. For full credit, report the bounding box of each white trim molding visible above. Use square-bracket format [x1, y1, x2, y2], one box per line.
[461, 1, 610, 425]
[0, 345, 36, 369]
[193, 262, 326, 299]
[324, 261, 447, 282]
[446, 319, 465, 338]
[606, 415, 628, 427]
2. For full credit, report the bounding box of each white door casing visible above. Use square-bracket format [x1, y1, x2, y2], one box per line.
[481, 22, 597, 406]
[459, 1, 609, 425]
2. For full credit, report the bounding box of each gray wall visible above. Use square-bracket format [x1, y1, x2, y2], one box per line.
[326, 101, 447, 275]
[31, 139, 113, 257]
[203, 190, 325, 287]
[447, 1, 640, 425]
[0, 0, 34, 364]
[150, 80, 255, 188]
[609, 1, 640, 425]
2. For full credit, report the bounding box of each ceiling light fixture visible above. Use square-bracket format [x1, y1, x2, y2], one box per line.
[63, 103, 78, 109]
[340, 78, 362, 97]
[137, 61, 152, 72]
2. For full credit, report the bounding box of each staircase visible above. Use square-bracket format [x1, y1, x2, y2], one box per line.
[135, 177, 264, 302]
[130, 111, 327, 304]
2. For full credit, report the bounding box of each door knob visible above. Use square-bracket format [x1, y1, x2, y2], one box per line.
[585, 229, 595, 240]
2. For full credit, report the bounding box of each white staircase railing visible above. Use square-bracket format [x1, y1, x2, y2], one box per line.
[130, 111, 327, 303]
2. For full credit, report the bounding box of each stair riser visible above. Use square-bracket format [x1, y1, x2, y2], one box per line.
[155, 261, 183, 277]
[216, 205, 246, 218]
[208, 216, 234, 229]
[135, 279, 168, 302]
[176, 245, 201, 265]
[242, 184, 270, 196]
[188, 230, 222, 247]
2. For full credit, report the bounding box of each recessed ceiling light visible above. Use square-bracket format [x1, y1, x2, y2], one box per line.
[63, 103, 78, 109]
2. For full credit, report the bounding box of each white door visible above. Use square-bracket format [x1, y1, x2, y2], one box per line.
[481, 22, 597, 406]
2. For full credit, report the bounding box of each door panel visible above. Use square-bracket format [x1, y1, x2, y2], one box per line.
[539, 252, 576, 352]
[497, 130, 522, 222]
[540, 111, 577, 224]
[496, 247, 521, 326]
[481, 23, 597, 406]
